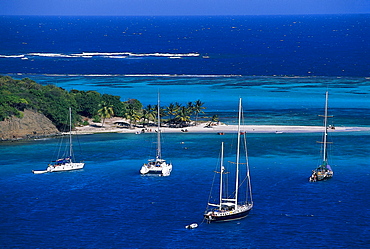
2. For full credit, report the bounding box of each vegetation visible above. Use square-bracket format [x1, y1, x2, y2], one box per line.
[0, 75, 209, 131]
[133, 100, 207, 128]
[97, 101, 114, 127]
[0, 76, 141, 131]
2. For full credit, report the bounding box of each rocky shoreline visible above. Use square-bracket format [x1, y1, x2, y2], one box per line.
[0, 109, 60, 141]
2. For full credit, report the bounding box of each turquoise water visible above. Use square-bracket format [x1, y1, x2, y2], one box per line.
[1, 131, 369, 248]
[14, 75, 370, 127]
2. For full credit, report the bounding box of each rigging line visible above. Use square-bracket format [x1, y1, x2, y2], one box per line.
[243, 131, 253, 204]
[73, 116, 84, 160]
[205, 148, 221, 211]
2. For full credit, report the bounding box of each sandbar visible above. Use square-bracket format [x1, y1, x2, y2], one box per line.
[74, 117, 370, 135]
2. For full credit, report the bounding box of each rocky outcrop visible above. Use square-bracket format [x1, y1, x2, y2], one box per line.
[0, 109, 59, 141]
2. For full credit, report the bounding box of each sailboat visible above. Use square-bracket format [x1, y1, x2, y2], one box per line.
[204, 98, 253, 222]
[32, 108, 85, 174]
[140, 94, 172, 176]
[309, 92, 334, 182]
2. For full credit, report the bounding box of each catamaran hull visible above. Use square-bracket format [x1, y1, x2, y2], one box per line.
[140, 163, 172, 176]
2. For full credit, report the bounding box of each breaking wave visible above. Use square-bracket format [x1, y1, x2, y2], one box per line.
[0, 52, 201, 60]
[11, 73, 241, 78]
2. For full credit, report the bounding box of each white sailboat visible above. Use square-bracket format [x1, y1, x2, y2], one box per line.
[32, 108, 85, 174]
[140, 94, 172, 176]
[204, 98, 253, 222]
[309, 91, 334, 182]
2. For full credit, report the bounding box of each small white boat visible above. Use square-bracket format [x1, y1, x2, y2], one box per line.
[309, 92, 334, 182]
[140, 94, 172, 176]
[32, 170, 48, 174]
[185, 223, 198, 229]
[33, 108, 85, 174]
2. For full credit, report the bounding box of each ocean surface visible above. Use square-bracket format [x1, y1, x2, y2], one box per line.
[0, 15, 369, 76]
[1, 15, 370, 248]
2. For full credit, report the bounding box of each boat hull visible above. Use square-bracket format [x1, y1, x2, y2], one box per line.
[140, 160, 172, 176]
[32, 170, 48, 174]
[33, 162, 84, 174]
[204, 204, 253, 223]
[309, 169, 333, 182]
[47, 162, 85, 172]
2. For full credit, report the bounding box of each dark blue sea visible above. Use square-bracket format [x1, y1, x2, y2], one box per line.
[0, 15, 369, 76]
[0, 15, 370, 248]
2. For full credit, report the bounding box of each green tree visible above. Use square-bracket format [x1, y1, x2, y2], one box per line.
[165, 103, 177, 122]
[102, 94, 125, 117]
[141, 104, 156, 126]
[70, 90, 102, 118]
[175, 106, 191, 127]
[124, 106, 140, 129]
[140, 109, 150, 127]
[97, 101, 114, 127]
[211, 114, 219, 123]
[193, 100, 206, 125]
[126, 99, 142, 111]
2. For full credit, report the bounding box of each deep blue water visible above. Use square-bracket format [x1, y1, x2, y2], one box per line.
[0, 15, 369, 76]
[1, 15, 370, 248]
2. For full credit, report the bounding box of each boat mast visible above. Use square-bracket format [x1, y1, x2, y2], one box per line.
[69, 107, 72, 160]
[156, 93, 161, 160]
[219, 142, 224, 210]
[235, 98, 242, 209]
[323, 92, 329, 163]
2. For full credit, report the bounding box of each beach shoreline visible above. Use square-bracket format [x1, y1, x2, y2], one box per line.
[74, 117, 370, 135]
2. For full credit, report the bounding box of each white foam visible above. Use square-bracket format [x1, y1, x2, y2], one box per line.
[0, 54, 25, 58]
[1, 52, 200, 60]
[71, 52, 130, 57]
[129, 52, 199, 57]
[9, 73, 242, 78]
[103, 56, 128, 59]
[27, 53, 77, 58]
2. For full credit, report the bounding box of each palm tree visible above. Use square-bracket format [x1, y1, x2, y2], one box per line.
[97, 101, 114, 127]
[187, 101, 194, 116]
[166, 103, 177, 125]
[141, 109, 150, 127]
[124, 106, 140, 129]
[159, 105, 167, 125]
[206, 114, 219, 127]
[211, 114, 219, 123]
[142, 105, 156, 126]
[175, 106, 191, 127]
[193, 100, 206, 126]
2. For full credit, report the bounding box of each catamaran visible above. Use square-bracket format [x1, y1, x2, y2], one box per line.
[140, 94, 172, 176]
[309, 92, 334, 182]
[204, 98, 253, 222]
[32, 108, 85, 174]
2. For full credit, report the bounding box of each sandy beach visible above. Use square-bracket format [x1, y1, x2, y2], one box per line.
[74, 117, 370, 135]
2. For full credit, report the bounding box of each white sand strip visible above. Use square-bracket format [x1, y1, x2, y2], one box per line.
[74, 123, 370, 135]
